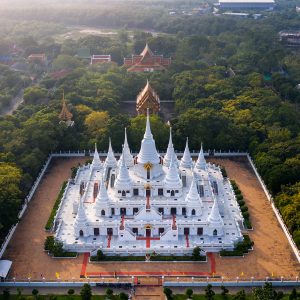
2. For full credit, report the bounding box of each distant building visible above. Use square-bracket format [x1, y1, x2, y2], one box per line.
[59, 92, 74, 127]
[218, 0, 275, 10]
[136, 80, 160, 115]
[279, 31, 300, 47]
[27, 53, 47, 64]
[124, 44, 171, 72]
[90, 55, 111, 65]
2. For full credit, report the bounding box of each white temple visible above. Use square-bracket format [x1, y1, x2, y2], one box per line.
[55, 110, 244, 255]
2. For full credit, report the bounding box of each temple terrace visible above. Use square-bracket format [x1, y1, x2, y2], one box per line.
[55, 110, 244, 256]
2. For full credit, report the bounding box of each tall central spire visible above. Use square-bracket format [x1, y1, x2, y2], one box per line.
[137, 108, 160, 164]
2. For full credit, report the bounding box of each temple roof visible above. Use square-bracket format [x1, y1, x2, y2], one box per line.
[137, 108, 160, 165]
[137, 80, 160, 106]
[180, 138, 193, 169]
[140, 43, 154, 58]
[59, 93, 73, 122]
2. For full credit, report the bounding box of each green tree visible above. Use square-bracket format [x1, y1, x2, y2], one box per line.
[68, 289, 75, 298]
[185, 288, 194, 299]
[234, 290, 246, 300]
[105, 288, 113, 299]
[23, 86, 48, 105]
[119, 292, 129, 300]
[205, 284, 215, 300]
[221, 286, 229, 299]
[80, 284, 92, 300]
[289, 288, 297, 300]
[163, 287, 173, 300]
[192, 246, 201, 260]
[3, 288, 10, 300]
[32, 289, 39, 299]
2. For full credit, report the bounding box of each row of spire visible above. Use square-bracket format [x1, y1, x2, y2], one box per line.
[75, 109, 223, 228]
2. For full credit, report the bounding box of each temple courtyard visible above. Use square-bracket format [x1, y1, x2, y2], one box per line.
[3, 156, 300, 281]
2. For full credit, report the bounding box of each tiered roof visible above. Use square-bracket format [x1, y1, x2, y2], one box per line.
[136, 80, 160, 115]
[59, 92, 73, 122]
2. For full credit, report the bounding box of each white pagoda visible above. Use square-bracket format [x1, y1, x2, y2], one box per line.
[55, 110, 244, 255]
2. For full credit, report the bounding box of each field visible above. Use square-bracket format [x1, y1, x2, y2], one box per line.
[2, 156, 300, 281]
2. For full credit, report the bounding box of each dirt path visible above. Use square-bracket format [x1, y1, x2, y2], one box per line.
[3, 157, 300, 281]
[210, 157, 300, 280]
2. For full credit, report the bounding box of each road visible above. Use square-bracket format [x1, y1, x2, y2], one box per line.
[1, 88, 24, 116]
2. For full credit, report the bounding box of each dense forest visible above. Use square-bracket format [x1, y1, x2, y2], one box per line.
[1, 0, 300, 248]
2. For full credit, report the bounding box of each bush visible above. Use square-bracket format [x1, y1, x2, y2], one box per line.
[44, 236, 55, 251]
[119, 292, 129, 300]
[71, 167, 78, 179]
[105, 288, 113, 298]
[186, 288, 194, 298]
[192, 246, 201, 260]
[44, 236, 76, 257]
[220, 235, 253, 256]
[80, 284, 92, 300]
[32, 289, 39, 299]
[96, 249, 105, 261]
[242, 211, 250, 219]
[240, 206, 248, 213]
[244, 218, 252, 229]
[221, 166, 227, 178]
[163, 287, 173, 300]
[236, 194, 243, 201]
[45, 181, 67, 230]
[68, 289, 75, 296]
[238, 200, 245, 206]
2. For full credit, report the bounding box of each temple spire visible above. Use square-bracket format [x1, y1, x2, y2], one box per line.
[208, 196, 223, 225]
[195, 143, 207, 170]
[104, 138, 117, 168]
[121, 128, 134, 167]
[75, 196, 87, 225]
[59, 91, 73, 125]
[186, 172, 202, 206]
[163, 126, 178, 167]
[91, 143, 102, 170]
[164, 155, 182, 190]
[115, 146, 132, 191]
[180, 137, 193, 169]
[95, 175, 109, 216]
[137, 108, 160, 165]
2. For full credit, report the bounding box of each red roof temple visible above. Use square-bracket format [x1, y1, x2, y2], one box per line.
[123, 44, 171, 72]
